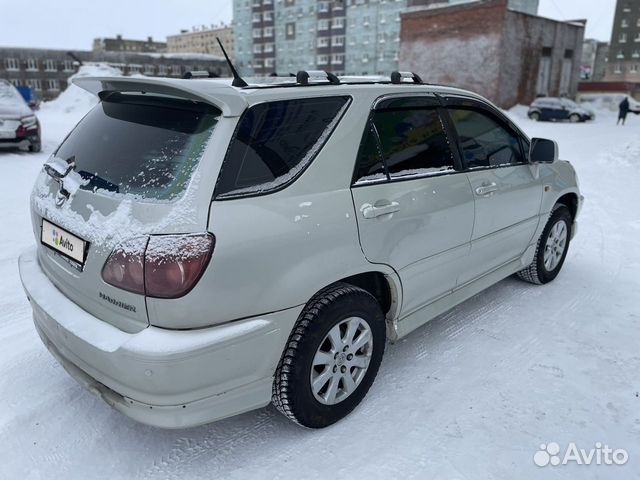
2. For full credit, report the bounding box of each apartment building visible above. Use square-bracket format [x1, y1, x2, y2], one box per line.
[0, 48, 78, 101]
[605, 0, 640, 80]
[93, 35, 167, 54]
[233, 0, 538, 76]
[167, 24, 234, 58]
[0, 48, 228, 101]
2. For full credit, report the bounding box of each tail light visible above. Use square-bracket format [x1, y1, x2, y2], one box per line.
[102, 233, 214, 299]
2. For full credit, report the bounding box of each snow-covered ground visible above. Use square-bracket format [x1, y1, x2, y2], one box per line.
[0, 85, 639, 479]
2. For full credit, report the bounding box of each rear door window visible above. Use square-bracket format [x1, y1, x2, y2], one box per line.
[55, 93, 220, 201]
[215, 96, 350, 198]
[353, 106, 454, 183]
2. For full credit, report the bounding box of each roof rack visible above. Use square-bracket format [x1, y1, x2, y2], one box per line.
[296, 70, 341, 86]
[390, 71, 423, 84]
[240, 71, 427, 90]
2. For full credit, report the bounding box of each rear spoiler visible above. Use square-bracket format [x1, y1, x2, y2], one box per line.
[73, 76, 248, 118]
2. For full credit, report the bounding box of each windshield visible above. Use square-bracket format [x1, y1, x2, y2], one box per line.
[54, 93, 220, 200]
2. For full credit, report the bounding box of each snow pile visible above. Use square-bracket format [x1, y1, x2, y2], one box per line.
[40, 63, 122, 116]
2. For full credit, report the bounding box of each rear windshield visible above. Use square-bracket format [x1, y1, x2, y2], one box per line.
[214, 96, 350, 199]
[54, 93, 220, 200]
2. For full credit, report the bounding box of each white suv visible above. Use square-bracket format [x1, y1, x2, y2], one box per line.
[19, 72, 582, 429]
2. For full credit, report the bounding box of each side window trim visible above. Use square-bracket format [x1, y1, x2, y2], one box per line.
[445, 104, 528, 171]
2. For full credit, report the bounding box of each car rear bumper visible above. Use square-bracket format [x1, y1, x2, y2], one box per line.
[0, 138, 32, 149]
[19, 246, 302, 428]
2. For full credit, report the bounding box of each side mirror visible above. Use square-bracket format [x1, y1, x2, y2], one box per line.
[529, 138, 558, 164]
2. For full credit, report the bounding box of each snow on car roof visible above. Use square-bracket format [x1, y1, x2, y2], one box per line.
[0, 80, 28, 108]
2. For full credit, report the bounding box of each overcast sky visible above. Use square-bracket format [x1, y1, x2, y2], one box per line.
[0, 0, 617, 50]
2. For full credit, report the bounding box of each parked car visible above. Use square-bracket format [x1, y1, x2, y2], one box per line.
[19, 72, 582, 429]
[528, 97, 595, 123]
[0, 80, 41, 152]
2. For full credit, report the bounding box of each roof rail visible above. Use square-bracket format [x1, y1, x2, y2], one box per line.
[182, 70, 219, 79]
[391, 71, 423, 84]
[296, 70, 341, 86]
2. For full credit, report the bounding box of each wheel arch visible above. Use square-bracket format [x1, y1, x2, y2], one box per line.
[305, 269, 403, 338]
[555, 192, 578, 220]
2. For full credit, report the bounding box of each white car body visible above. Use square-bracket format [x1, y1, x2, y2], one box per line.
[18, 74, 582, 428]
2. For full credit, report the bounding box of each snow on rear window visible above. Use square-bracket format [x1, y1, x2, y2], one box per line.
[214, 96, 350, 198]
[54, 93, 220, 201]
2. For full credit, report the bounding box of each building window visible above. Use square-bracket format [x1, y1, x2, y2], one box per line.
[631, 64, 639, 73]
[253, 44, 262, 53]
[317, 54, 329, 65]
[318, 1, 329, 12]
[47, 79, 60, 91]
[252, 13, 261, 23]
[5, 58, 19, 71]
[63, 60, 74, 72]
[26, 58, 38, 71]
[27, 79, 42, 91]
[622, 18, 629, 28]
[635, 32, 640, 42]
[286, 22, 296, 40]
[332, 35, 345, 47]
[317, 37, 330, 48]
[263, 26, 274, 37]
[128, 65, 141, 74]
[614, 64, 623, 74]
[318, 19, 329, 31]
[44, 59, 57, 72]
[331, 53, 344, 65]
[284, 0, 295, 5]
[144, 64, 155, 75]
[617, 50, 625, 59]
[633, 50, 640, 58]
[331, 17, 345, 29]
[263, 11, 273, 22]
[264, 58, 275, 69]
[264, 42, 274, 53]
[620, 32, 628, 43]
[158, 65, 168, 76]
[253, 28, 262, 38]
[172, 65, 182, 76]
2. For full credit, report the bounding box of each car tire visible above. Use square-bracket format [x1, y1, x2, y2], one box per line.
[272, 282, 386, 428]
[29, 140, 42, 153]
[569, 114, 581, 123]
[529, 112, 540, 121]
[517, 205, 572, 285]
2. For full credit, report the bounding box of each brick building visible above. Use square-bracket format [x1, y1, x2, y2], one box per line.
[167, 24, 234, 58]
[399, 0, 586, 108]
[93, 35, 167, 54]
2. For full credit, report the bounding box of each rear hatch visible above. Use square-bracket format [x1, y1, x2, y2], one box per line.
[31, 87, 227, 333]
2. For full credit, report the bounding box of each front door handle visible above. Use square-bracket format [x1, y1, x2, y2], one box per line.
[475, 182, 498, 196]
[361, 201, 401, 219]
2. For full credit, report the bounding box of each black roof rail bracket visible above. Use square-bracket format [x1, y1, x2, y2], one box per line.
[391, 71, 423, 84]
[296, 70, 341, 86]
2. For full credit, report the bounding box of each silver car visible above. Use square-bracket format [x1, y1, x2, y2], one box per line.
[19, 72, 582, 429]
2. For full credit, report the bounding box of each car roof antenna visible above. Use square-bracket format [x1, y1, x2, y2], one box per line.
[216, 37, 248, 88]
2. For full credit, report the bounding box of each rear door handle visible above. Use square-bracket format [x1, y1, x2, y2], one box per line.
[475, 182, 498, 196]
[361, 202, 401, 219]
